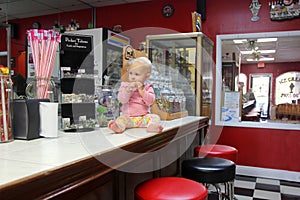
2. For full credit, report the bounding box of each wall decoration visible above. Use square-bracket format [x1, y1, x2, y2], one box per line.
[249, 0, 262, 21]
[192, 11, 202, 32]
[269, 0, 300, 21]
[162, 4, 174, 18]
[275, 71, 300, 104]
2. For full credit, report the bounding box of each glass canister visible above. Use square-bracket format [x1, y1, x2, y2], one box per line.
[0, 74, 13, 143]
[96, 86, 119, 127]
[25, 76, 56, 102]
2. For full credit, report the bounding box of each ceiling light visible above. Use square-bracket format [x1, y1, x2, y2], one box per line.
[241, 50, 254, 54]
[233, 38, 277, 44]
[246, 57, 275, 61]
[257, 38, 277, 42]
[260, 49, 276, 53]
[233, 39, 247, 44]
[240, 49, 276, 54]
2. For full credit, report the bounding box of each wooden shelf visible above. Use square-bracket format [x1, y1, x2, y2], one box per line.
[150, 101, 188, 120]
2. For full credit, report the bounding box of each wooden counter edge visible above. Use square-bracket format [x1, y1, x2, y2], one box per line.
[0, 117, 209, 200]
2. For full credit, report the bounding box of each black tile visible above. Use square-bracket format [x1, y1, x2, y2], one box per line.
[280, 180, 300, 188]
[208, 192, 219, 200]
[234, 187, 254, 197]
[234, 174, 300, 200]
[255, 183, 280, 192]
[236, 175, 257, 182]
[281, 193, 300, 200]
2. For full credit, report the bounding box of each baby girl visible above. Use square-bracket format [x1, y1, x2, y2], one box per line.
[108, 57, 163, 133]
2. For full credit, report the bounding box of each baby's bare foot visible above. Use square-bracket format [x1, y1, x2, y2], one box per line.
[108, 120, 124, 133]
[147, 124, 163, 133]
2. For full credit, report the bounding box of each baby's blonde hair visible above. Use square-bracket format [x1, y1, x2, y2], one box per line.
[128, 57, 152, 73]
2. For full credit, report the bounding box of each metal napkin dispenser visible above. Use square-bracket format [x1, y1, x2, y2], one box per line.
[11, 98, 50, 140]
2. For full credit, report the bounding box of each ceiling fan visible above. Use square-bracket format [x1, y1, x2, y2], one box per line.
[239, 39, 276, 62]
[245, 49, 268, 61]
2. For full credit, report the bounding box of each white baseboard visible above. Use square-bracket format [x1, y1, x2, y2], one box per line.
[237, 165, 300, 183]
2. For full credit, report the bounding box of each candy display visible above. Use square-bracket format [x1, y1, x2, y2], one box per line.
[96, 76, 119, 127]
[26, 29, 60, 99]
[0, 65, 13, 142]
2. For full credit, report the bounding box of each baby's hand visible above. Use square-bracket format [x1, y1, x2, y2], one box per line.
[135, 82, 143, 90]
[126, 82, 138, 92]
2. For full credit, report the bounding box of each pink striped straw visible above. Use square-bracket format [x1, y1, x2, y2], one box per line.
[27, 29, 61, 99]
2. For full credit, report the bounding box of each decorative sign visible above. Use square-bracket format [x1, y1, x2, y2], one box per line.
[61, 35, 92, 52]
[107, 30, 130, 48]
[275, 71, 300, 104]
[222, 91, 240, 122]
[192, 11, 202, 32]
[269, 0, 300, 21]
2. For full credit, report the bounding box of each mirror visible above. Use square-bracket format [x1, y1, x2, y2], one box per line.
[215, 31, 300, 130]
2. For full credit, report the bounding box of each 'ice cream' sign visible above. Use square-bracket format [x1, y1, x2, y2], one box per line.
[276, 72, 300, 104]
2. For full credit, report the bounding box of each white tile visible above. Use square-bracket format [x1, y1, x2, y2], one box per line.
[234, 180, 256, 189]
[257, 177, 280, 185]
[0, 159, 53, 185]
[0, 138, 53, 155]
[254, 189, 281, 200]
[281, 185, 300, 196]
[234, 195, 253, 200]
[0, 142, 89, 166]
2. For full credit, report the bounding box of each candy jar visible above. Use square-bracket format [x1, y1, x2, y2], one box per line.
[0, 66, 13, 142]
[97, 86, 119, 127]
[96, 76, 119, 127]
[25, 76, 56, 101]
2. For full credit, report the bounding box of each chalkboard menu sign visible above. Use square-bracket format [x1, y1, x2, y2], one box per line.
[60, 34, 94, 73]
[61, 34, 92, 52]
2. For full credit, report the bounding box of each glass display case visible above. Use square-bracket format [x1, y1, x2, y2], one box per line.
[146, 32, 214, 118]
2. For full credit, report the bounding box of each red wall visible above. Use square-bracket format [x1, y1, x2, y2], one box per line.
[204, 0, 300, 172]
[216, 127, 300, 171]
[3, 0, 300, 171]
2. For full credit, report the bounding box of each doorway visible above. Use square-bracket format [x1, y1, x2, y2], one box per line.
[250, 74, 272, 119]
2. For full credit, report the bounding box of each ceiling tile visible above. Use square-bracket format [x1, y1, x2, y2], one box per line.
[0, 0, 146, 21]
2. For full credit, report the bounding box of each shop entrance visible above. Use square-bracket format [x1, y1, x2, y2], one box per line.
[250, 74, 272, 119]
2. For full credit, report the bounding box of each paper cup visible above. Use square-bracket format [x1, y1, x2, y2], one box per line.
[39, 102, 58, 138]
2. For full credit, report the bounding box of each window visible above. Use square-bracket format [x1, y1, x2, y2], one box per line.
[215, 31, 300, 130]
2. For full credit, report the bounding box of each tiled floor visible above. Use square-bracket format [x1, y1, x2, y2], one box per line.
[209, 175, 300, 200]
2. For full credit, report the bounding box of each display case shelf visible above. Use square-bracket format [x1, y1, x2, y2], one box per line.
[146, 32, 214, 118]
[60, 33, 95, 128]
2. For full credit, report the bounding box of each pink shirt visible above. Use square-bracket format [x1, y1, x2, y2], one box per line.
[118, 82, 155, 117]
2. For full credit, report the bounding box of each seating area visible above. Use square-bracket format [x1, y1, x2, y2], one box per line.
[182, 157, 236, 200]
[135, 144, 238, 200]
[135, 177, 208, 200]
[276, 103, 300, 120]
[194, 144, 238, 162]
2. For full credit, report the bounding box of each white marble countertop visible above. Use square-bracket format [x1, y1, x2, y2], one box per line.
[0, 116, 206, 188]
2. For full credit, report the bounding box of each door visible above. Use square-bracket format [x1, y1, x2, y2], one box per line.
[250, 74, 272, 119]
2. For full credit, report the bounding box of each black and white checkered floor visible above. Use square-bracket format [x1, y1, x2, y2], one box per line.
[208, 175, 300, 200]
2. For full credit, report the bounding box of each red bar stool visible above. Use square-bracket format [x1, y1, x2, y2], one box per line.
[135, 177, 208, 200]
[194, 144, 238, 163]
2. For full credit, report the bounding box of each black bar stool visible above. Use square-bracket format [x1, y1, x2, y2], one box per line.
[182, 157, 236, 200]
